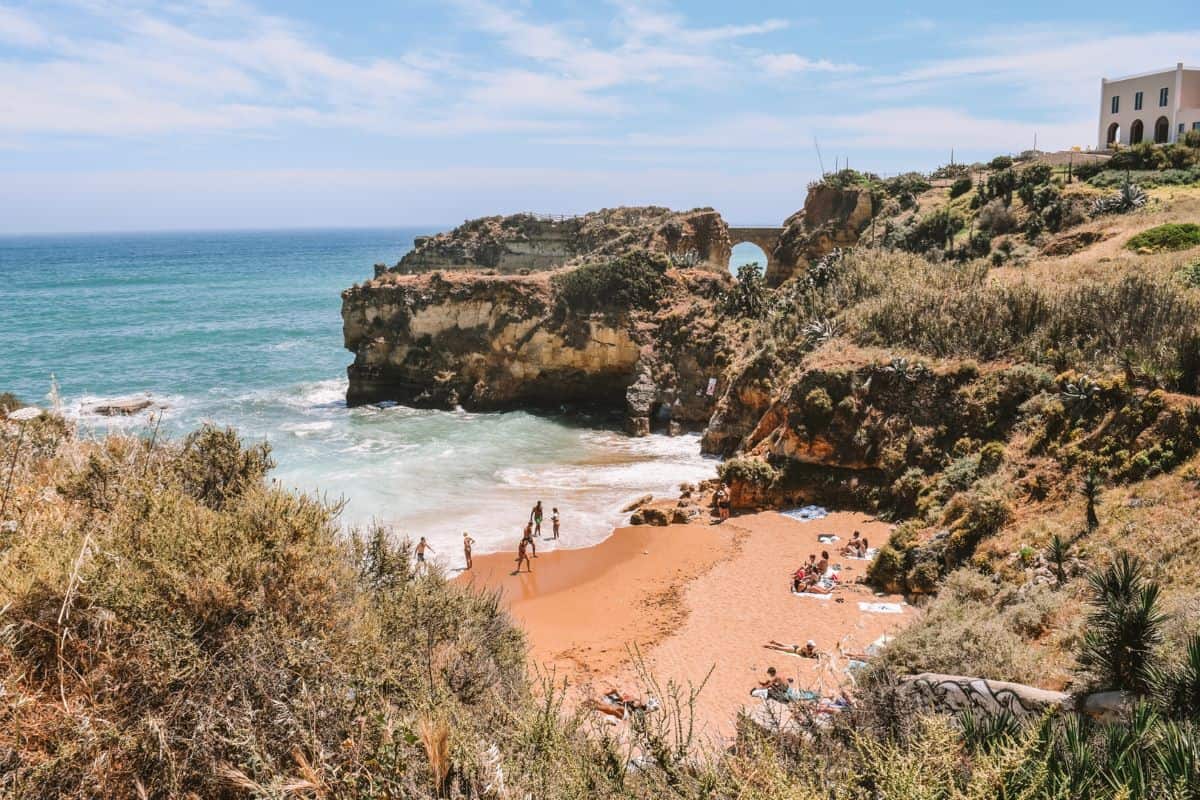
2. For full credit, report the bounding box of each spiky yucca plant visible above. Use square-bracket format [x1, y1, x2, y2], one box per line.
[1079, 553, 1166, 696]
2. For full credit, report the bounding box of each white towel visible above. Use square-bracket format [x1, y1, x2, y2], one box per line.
[792, 591, 833, 600]
[857, 602, 904, 614]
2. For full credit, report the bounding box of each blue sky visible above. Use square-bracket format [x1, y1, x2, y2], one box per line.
[1, 0, 1197, 233]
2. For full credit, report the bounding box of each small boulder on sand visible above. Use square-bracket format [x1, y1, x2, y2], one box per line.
[621, 494, 653, 513]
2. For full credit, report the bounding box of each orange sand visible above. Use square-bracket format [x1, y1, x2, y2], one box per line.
[458, 510, 912, 740]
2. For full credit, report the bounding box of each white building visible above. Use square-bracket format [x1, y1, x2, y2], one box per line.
[1098, 63, 1200, 149]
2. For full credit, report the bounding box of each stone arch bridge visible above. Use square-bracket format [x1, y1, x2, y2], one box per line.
[727, 226, 785, 279]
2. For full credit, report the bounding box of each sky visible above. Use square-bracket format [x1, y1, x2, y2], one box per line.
[1, 0, 1198, 233]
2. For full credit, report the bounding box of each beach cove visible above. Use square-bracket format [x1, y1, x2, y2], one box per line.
[460, 508, 912, 739]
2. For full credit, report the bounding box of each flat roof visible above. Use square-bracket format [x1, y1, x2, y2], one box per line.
[1104, 65, 1200, 82]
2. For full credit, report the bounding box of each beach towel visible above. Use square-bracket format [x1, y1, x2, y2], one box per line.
[792, 590, 833, 600]
[779, 505, 829, 522]
[817, 533, 839, 543]
[857, 602, 904, 614]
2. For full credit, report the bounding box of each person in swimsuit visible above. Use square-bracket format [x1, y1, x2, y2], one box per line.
[523, 522, 537, 557]
[714, 485, 730, 521]
[551, 507, 560, 539]
[462, 531, 475, 570]
[764, 639, 820, 658]
[415, 537, 434, 575]
[531, 501, 544, 537]
[839, 531, 861, 557]
[515, 536, 532, 573]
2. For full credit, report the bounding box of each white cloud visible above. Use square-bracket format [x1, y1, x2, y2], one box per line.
[0, 4, 47, 47]
[871, 28, 1200, 110]
[757, 53, 860, 77]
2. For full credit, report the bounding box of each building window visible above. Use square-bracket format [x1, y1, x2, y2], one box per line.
[1160, 87, 1169, 107]
[1182, 123, 1187, 135]
[1135, 91, 1143, 110]
[1111, 96, 1120, 114]
[1194, 122, 1200, 131]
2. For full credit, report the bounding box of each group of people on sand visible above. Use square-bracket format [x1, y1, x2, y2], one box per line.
[839, 530, 870, 559]
[750, 664, 853, 713]
[791, 549, 837, 595]
[513, 500, 560, 574]
[412, 500, 562, 575]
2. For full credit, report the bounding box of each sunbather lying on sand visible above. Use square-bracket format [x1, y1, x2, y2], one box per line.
[764, 639, 820, 658]
[587, 689, 659, 720]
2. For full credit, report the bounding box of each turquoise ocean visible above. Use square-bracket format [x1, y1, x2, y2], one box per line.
[1, 230, 758, 561]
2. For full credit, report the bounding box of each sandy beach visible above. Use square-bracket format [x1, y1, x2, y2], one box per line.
[457, 508, 912, 739]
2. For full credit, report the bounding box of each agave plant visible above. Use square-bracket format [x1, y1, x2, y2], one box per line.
[1092, 179, 1148, 216]
[881, 356, 930, 382]
[1061, 374, 1102, 412]
[802, 316, 842, 346]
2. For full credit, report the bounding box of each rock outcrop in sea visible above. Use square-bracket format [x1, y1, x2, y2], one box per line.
[341, 193, 875, 435]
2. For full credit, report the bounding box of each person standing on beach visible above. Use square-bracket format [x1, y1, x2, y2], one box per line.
[551, 507, 560, 540]
[715, 485, 731, 521]
[523, 521, 538, 557]
[415, 537, 434, 575]
[515, 535, 532, 573]
[530, 501, 544, 537]
[462, 531, 475, 570]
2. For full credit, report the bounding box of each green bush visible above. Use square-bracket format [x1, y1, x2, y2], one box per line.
[989, 155, 1014, 170]
[1179, 260, 1200, 288]
[803, 387, 834, 431]
[176, 424, 274, 510]
[949, 175, 973, 199]
[716, 456, 778, 487]
[1126, 223, 1200, 253]
[723, 262, 768, 318]
[552, 249, 670, 315]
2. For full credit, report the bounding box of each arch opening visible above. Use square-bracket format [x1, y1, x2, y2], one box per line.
[1130, 119, 1145, 145]
[1106, 122, 1120, 147]
[728, 242, 768, 277]
[1155, 116, 1170, 144]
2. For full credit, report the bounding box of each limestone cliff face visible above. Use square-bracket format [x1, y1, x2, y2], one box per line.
[383, 207, 732, 277]
[342, 267, 731, 433]
[767, 186, 876, 283]
[344, 274, 634, 409]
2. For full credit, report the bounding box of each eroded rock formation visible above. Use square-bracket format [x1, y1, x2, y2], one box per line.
[768, 186, 876, 284]
[381, 207, 732, 277]
[342, 263, 731, 434]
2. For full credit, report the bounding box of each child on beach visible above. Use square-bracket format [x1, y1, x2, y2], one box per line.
[551, 507, 560, 539]
[515, 535, 532, 573]
[462, 531, 475, 570]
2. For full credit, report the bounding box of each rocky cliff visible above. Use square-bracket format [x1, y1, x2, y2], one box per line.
[767, 185, 875, 283]
[342, 256, 732, 434]
[380, 207, 732, 277]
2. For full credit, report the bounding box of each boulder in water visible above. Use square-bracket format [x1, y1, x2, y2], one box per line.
[88, 397, 155, 416]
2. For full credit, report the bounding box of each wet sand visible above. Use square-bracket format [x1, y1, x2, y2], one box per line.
[457, 509, 912, 739]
